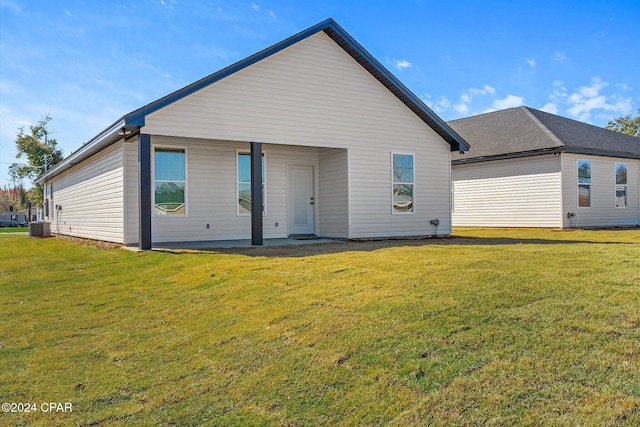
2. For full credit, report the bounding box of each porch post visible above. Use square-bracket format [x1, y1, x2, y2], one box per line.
[138, 133, 152, 250]
[251, 141, 263, 245]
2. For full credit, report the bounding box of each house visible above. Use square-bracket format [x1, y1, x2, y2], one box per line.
[35, 18, 468, 249]
[0, 210, 27, 227]
[449, 106, 640, 228]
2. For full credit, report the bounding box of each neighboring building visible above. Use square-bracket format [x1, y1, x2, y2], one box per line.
[0, 210, 27, 227]
[36, 19, 468, 249]
[449, 106, 640, 228]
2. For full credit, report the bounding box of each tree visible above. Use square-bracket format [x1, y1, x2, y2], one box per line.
[0, 185, 28, 211]
[606, 109, 640, 137]
[10, 114, 63, 206]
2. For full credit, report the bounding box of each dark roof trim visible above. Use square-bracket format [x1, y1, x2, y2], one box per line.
[123, 19, 336, 127]
[35, 119, 128, 184]
[452, 147, 563, 165]
[123, 18, 468, 151]
[452, 145, 640, 165]
[320, 21, 469, 152]
[564, 146, 640, 159]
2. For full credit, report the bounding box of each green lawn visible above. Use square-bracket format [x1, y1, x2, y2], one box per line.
[1, 228, 639, 426]
[0, 226, 28, 233]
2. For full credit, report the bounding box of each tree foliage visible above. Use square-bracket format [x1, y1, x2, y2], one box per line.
[605, 109, 640, 137]
[13, 114, 64, 180]
[0, 185, 35, 212]
[10, 114, 64, 206]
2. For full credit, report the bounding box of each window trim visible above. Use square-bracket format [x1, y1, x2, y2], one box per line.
[614, 162, 627, 209]
[577, 159, 591, 208]
[391, 152, 415, 215]
[236, 150, 267, 216]
[152, 145, 188, 218]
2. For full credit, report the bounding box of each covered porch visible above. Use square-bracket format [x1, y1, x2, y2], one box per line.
[135, 134, 349, 249]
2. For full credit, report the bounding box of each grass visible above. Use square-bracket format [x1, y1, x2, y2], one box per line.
[0, 227, 28, 233]
[1, 228, 639, 426]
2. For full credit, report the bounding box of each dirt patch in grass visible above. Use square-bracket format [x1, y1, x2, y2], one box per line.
[53, 233, 122, 250]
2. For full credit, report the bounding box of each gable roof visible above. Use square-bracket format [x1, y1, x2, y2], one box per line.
[450, 106, 640, 164]
[38, 18, 467, 184]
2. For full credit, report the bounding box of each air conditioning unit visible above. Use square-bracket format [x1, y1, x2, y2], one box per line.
[29, 221, 51, 238]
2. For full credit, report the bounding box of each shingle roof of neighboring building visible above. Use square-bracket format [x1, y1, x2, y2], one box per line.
[449, 106, 640, 164]
[37, 18, 468, 184]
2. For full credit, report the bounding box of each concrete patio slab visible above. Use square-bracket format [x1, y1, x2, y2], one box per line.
[123, 237, 345, 252]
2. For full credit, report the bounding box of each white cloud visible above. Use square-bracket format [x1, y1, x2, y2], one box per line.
[394, 59, 412, 70]
[526, 58, 536, 67]
[0, 79, 22, 95]
[155, 0, 177, 10]
[540, 102, 558, 114]
[617, 82, 632, 91]
[454, 85, 495, 115]
[573, 77, 607, 99]
[550, 80, 567, 103]
[252, 3, 259, 12]
[123, 4, 142, 13]
[269, 10, 276, 19]
[0, 0, 23, 14]
[424, 95, 451, 114]
[548, 77, 635, 122]
[553, 51, 566, 62]
[469, 85, 495, 96]
[493, 94, 524, 110]
[454, 103, 469, 114]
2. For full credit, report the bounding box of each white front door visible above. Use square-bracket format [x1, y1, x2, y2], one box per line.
[289, 166, 315, 235]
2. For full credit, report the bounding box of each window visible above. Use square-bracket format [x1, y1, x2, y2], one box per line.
[615, 163, 627, 208]
[578, 160, 591, 208]
[392, 153, 414, 213]
[154, 148, 186, 216]
[237, 152, 265, 215]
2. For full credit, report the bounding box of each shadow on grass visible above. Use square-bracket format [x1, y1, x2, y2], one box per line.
[158, 233, 639, 258]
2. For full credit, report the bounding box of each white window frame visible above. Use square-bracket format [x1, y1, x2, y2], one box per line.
[615, 162, 627, 208]
[391, 152, 415, 215]
[152, 145, 188, 218]
[577, 159, 591, 208]
[236, 150, 267, 216]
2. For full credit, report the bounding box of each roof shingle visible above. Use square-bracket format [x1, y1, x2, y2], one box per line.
[450, 106, 640, 163]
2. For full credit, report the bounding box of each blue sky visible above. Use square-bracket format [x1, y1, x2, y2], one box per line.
[1, 0, 639, 188]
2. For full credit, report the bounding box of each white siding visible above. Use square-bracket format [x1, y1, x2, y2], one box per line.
[318, 148, 349, 238]
[561, 153, 640, 228]
[143, 31, 452, 239]
[48, 142, 125, 243]
[452, 155, 563, 227]
[348, 146, 452, 238]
